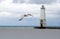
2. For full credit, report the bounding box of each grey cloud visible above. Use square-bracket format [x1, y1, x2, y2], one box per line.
[29, 0, 57, 4]
[56, 0, 60, 3]
[0, 0, 4, 3]
[13, 0, 19, 3]
[0, 0, 2, 1]
[13, 0, 24, 3]
[13, 0, 57, 4]
[20, 0, 24, 3]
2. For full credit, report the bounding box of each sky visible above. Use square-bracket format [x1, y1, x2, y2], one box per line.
[0, 0, 60, 26]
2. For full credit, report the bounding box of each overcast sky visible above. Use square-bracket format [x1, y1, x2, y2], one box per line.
[0, 0, 60, 26]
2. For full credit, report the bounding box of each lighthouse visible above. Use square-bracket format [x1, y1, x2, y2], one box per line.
[40, 5, 46, 27]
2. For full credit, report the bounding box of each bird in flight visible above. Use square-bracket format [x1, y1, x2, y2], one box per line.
[19, 14, 32, 21]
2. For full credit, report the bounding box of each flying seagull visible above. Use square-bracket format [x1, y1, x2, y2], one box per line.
[19, 14, 32, 21]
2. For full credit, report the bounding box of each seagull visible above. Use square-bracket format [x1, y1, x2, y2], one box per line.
[19, 14, 32, 21]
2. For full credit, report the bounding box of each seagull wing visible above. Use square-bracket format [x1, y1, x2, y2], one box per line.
[28, 14, 32, 16]
[19, 14, 32, 21]
[19, 17, 24, 21]
[19, 15, 24, 21]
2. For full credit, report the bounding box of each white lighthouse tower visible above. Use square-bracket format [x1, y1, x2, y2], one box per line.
[40, 5, 46, 27]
